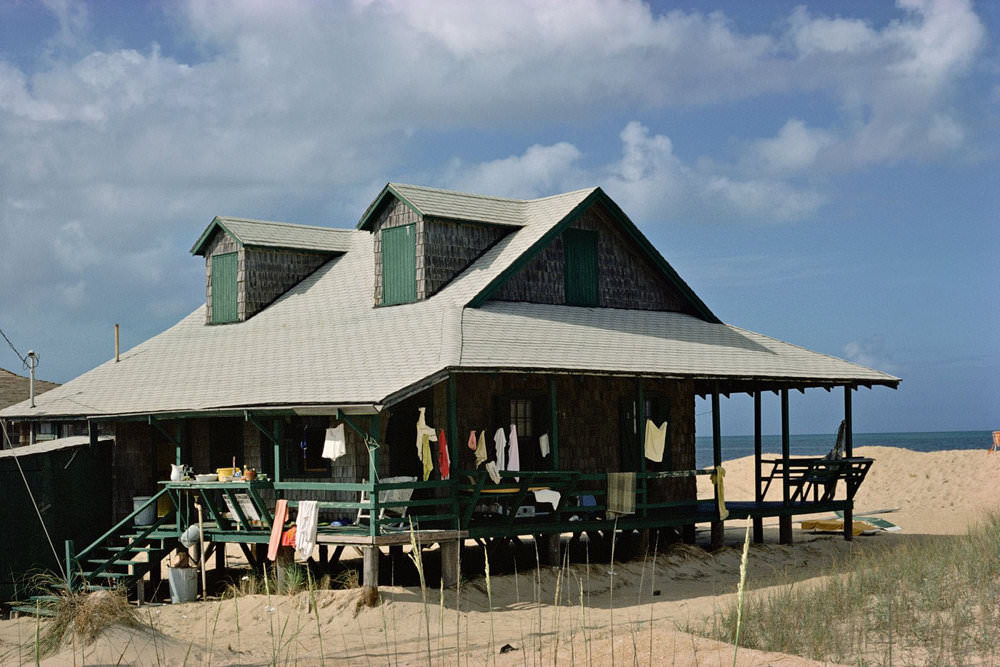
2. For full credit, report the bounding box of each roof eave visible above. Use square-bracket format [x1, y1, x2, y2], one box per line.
[356, 183, 425, 231]
[190, 216, 243, 256]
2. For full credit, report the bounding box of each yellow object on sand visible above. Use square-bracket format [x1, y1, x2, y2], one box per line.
[801, 518, 878, 536]
[710, 465, 728, 520]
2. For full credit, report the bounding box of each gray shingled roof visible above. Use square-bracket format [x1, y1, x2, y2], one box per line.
[360, 183, 597, 229]
[0, 368, 59, 410]
[1, 185, 898, 420]
[191, 217, 353, 255]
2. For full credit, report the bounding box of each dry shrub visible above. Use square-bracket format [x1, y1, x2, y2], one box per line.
[39, 588, 142, 654]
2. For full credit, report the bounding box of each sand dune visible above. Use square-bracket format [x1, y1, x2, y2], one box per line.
[2, 446, 996, 665]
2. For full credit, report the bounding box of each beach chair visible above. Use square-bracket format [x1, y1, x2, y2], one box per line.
[990, 431, 1000, 454]
[357, 475, 417, 528]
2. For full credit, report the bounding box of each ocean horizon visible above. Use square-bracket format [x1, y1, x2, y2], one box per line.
[694, 430, 994, 469]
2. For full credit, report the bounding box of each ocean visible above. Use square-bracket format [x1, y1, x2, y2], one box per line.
[693, 430, 994, 469]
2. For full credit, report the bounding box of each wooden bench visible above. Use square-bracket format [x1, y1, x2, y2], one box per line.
[760, 457, 873, 504]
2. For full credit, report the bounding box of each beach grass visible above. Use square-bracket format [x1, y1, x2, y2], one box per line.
[698, 512, 1000, 664]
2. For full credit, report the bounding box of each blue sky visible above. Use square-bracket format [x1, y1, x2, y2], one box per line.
[0, 0, 996, 436]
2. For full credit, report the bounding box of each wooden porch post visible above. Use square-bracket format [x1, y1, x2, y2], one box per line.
[272, 418, 283, 485]
[753, 391, 764, 544]
[549, 375, 559, 470]
[843, 385, 854, 542]
[447, 374, 458, 469]
[368, 415, 380, 538]
[710, 385, 724, 550]
[779, 389, 792, 545]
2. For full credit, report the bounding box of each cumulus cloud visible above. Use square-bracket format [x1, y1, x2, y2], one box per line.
[0, 0, 986, 378]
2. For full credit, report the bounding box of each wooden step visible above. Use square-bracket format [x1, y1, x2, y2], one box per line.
[87, 558, 147, 567]
[80, 571, 131, 580]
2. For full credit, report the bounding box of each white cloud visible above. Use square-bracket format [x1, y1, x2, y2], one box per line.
[440, 121, 826, 224]
[0, 0, 987, 379]
[751, 119, 835, 173]
[843, 336, 896, 372]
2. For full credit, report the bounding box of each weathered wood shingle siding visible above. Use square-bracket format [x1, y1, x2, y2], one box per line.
[493, 203, 696, 312]
[423, 217, 507, 297]
[203, 229, 331, 322]
[243, 248, 329, 319]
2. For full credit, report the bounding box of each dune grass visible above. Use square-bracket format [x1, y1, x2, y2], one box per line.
[699, 513, 1000, 665]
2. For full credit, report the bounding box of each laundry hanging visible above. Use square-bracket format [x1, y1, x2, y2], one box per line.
[607, 472, 636, 516]
[539, 433, 550, 458]
[506, 424, 520, 479]
[295, 500, 319, 560]
[644, 419, 668, 463]
[485, 460, 501, 484]
[437, 428, 450, 480]
[415, 407, 438, 481]
[322, 424, 347, 461]
[494, 427, 507, 471]
[711, 465, 729, 520]
[467, 430, 478, 451]
[475, 430, 488, 467]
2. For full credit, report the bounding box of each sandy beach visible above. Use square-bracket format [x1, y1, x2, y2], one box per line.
[2, 445, 997, 666]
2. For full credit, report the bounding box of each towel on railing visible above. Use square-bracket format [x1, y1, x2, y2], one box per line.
[485, 460, 501, 484]
[415, 407, 437, 481]
[607, 472, 635, 516]
[267, 499, 289, 561]
[644, 419, 668, 462]
[295, 500, 319, 560]
[710, 465, 729, 520]
[539, 433, 550, 458]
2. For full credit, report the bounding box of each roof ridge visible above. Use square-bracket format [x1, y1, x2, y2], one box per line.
[389, 182, 528, 205]
[217, 216, 354, 233]
[524, 186, 599, 203]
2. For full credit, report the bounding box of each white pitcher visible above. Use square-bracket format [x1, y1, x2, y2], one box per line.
[170, 463, 188, 481]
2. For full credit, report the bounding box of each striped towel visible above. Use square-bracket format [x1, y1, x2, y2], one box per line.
[607, 472, 635, 516]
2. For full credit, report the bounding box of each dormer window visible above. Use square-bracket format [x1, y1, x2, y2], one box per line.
[191, 217, 350, 324]
[563, 228, 598, 307]
[381, 224, 417, 305]
[210, 252, 239, 324]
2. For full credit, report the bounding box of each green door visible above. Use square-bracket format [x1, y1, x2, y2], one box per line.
[211, 252, 238, 323]
[564, 228, 598, 306]
[382, 224, 417, 305]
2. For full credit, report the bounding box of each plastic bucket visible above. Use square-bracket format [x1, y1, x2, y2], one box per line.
[167, 567, 198, 603]
[133, 496, 156, 526]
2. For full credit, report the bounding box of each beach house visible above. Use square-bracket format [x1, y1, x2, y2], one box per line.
[0, 183, 898, 599]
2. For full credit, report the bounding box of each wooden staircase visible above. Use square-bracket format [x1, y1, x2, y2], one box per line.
[12, 489, 180, 616]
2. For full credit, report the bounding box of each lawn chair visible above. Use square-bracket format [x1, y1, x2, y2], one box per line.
[357, 475, 417, 528]
[990, 431, 1000, 454]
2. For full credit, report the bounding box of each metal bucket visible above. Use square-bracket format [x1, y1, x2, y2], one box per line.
[167, 567, 198, 603]
[133, 496, 156, 526]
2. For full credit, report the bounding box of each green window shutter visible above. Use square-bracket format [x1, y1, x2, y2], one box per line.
[211, 252, 239, 323]
[564, 228, 598, 306]
[382, 224, 417, 305]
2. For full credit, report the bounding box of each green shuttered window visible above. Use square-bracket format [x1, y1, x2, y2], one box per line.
[382, 224, 417, 305]
[211, 252, 239, 324]
[564, 228, 598, 307]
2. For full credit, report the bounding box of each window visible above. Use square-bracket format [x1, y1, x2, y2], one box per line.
[211, 252, 239, 323]
[509, 399, 534, 438]
[563, 228, 598, 306]
[382, 224, 417, 305]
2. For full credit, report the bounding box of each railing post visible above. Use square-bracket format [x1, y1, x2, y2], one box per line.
[368, 415, 379, 538]
[64, 539, 75, 591]
[272, 418, 283, 487]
